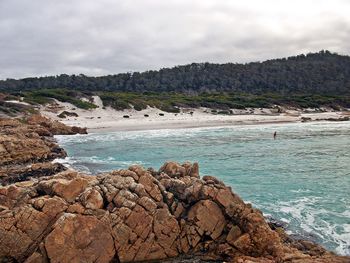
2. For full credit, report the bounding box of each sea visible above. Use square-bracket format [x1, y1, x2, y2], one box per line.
[55, 121, 350, 255]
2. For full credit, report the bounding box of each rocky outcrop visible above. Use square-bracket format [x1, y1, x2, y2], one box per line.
[0, 162, 348, 263]
[0, 121, 66, 167]
[26, 114, 87, 135]
[160, 161, 199, 178]
[0, 116, 86, 186]
[0, 116, 348, 262]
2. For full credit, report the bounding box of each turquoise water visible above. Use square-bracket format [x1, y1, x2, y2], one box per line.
[56, 121, 350, 255]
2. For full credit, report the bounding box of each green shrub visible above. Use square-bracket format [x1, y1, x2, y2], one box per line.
[132, 100, 148, 111]
[23, 89, 97, 109]
[97, 91, 350, 112]
[217, 110, 231, 115]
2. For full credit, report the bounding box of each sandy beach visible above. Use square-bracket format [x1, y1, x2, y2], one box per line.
[40, 96, 350, 132]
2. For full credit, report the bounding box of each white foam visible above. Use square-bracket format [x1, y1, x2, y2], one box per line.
[268, 197, 350, 255]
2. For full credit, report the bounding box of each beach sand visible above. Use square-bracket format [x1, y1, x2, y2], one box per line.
[40, 96, 350, 132]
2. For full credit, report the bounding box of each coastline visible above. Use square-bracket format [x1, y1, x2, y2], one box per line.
[52, 116, 350, 256]
[1, 115, 349, 262]
[40, 97, 350, 133]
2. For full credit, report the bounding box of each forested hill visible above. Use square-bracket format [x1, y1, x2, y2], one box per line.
[1, 50, 350, 95]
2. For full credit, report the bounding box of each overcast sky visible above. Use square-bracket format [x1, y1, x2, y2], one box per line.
[0, 0, 349, 79]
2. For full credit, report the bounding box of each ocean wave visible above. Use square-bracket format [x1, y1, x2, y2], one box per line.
[53, 156, 76, 164]
[61, 156, 146, 174]
[52, 157, 77, 170]
[55, 121, 350, 146]
[268, 197, 350, 255]
[290, 188, 312, 193]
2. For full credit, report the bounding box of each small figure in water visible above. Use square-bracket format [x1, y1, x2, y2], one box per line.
[273, 131, 277, 139]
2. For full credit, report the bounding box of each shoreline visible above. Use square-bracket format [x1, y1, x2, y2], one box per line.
[39, 96, 350, 133]
[50, 112, 349, 133]
[52, 115, 350, 257]
[86, 118, 297, 133]
[2, 115, 349, 261]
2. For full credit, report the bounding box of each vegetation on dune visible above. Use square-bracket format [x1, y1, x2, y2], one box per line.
[22, 89, 97, 109]
[99, 92, 350, 112]
[0, 93, 37, 116]
[2, 88, 350, 114]
[100, 92, 181, 112]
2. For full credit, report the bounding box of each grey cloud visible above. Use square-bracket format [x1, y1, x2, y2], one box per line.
[0, 0, 349, 79]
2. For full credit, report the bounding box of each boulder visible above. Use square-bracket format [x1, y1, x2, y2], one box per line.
[57, 111, 79, 118]
[159, 161, 199, 178]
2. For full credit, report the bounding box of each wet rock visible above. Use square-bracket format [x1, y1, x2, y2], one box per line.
[266, 216, 288, 230]
[0, 162, 66, 186]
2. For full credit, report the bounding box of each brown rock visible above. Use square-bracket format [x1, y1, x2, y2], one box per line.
[153, 208, 180, 257]
[187, 200, 226, 240]
[138, 196, 157, 213]
[125, 204, 153, 239]
[203, 175, 224, 185]
[80, 188, 104, 209]
[226, 225, 243, 246]
[233, 233, 254, 253]
[139, 173, 163, 202]
[0, 132, 67, 167]
[24, 252, 45, 263]
[159, 161, 186, 178]
[0, 159, 348, 263]
[26, 114, 87, 135]
[44, 213, 115, 263]
[52, 178, 89, 202]
[182, 161, 199, 178]
[0, 115, 87, 185]
[216, 188, 243, 208]
[159, 161, 200, 178]
[67, 203, 86, 214]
